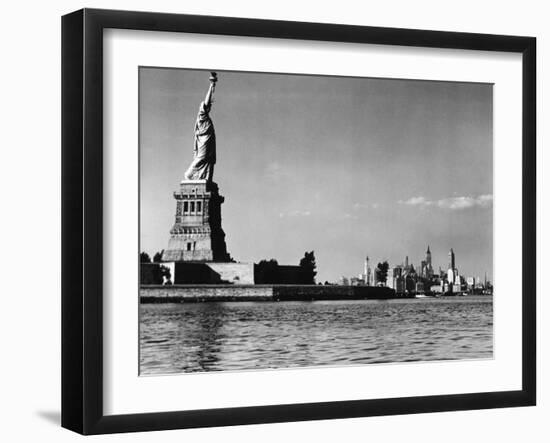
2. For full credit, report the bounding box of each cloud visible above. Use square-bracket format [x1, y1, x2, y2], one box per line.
[437, 194, 493, 210]
[353, 202, 380, 210]
[399, 196, 430, 206]
[279, 210, 311, 218]
[342, 213, 359, 220]
[399, 194, 493, 210]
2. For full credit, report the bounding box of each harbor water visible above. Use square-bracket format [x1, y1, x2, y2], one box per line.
[140, 296, 493, 375]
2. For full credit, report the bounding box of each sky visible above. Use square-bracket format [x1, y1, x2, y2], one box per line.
[140, 67, 493, 283]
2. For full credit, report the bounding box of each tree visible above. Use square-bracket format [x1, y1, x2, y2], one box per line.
[153, 250, 164, 263]
[299, 251, 317, 284]
[140, 251, 171, 284]
[159, 265, 171, 284]
[140, 262, 171, 285]
[256, 259, 280, 283]
[375, 261, 389, 285]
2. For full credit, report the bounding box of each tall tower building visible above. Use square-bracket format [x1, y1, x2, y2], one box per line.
[364, 256, 372, 286]
[448, 248, 455, 270]
[424, 245, 433, 277]
[447, 248, 460, 292]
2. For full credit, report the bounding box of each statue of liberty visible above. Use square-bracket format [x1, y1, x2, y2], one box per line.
[184, 72, 218, 182]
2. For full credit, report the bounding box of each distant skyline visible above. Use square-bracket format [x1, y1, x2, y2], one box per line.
[140, 67, 493, 283]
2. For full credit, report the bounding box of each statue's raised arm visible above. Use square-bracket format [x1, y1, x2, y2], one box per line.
[203, 72, 217, 108]
[184, 72, 218, 182]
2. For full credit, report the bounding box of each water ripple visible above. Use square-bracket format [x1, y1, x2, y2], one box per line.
[140, 296, 493, 374]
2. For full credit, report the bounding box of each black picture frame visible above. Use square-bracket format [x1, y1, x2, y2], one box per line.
[62, 8, 536, 435]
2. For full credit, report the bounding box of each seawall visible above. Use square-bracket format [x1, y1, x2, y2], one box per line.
[140, 285, 396, 303]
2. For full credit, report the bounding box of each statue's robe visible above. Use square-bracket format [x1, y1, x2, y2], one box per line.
[184, 101, 216, 181]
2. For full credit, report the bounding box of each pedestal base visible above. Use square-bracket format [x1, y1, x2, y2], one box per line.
[162, 180, 230, 263]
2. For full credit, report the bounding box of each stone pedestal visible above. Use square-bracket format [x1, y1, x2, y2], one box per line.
[162, 180, 230, 262]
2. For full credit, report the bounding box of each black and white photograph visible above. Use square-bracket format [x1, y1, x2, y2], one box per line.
[139, 67, 494, 375]
[0, 0, 543, 440]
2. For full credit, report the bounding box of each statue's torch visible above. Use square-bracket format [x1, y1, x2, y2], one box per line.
[204, 72, 217, 107]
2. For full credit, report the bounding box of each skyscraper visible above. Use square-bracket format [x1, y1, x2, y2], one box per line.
[364, 256, 372, 286]
[448, 248, 455, 270]
[447, 248, 460, 291]
[424, 245, 433, 277]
